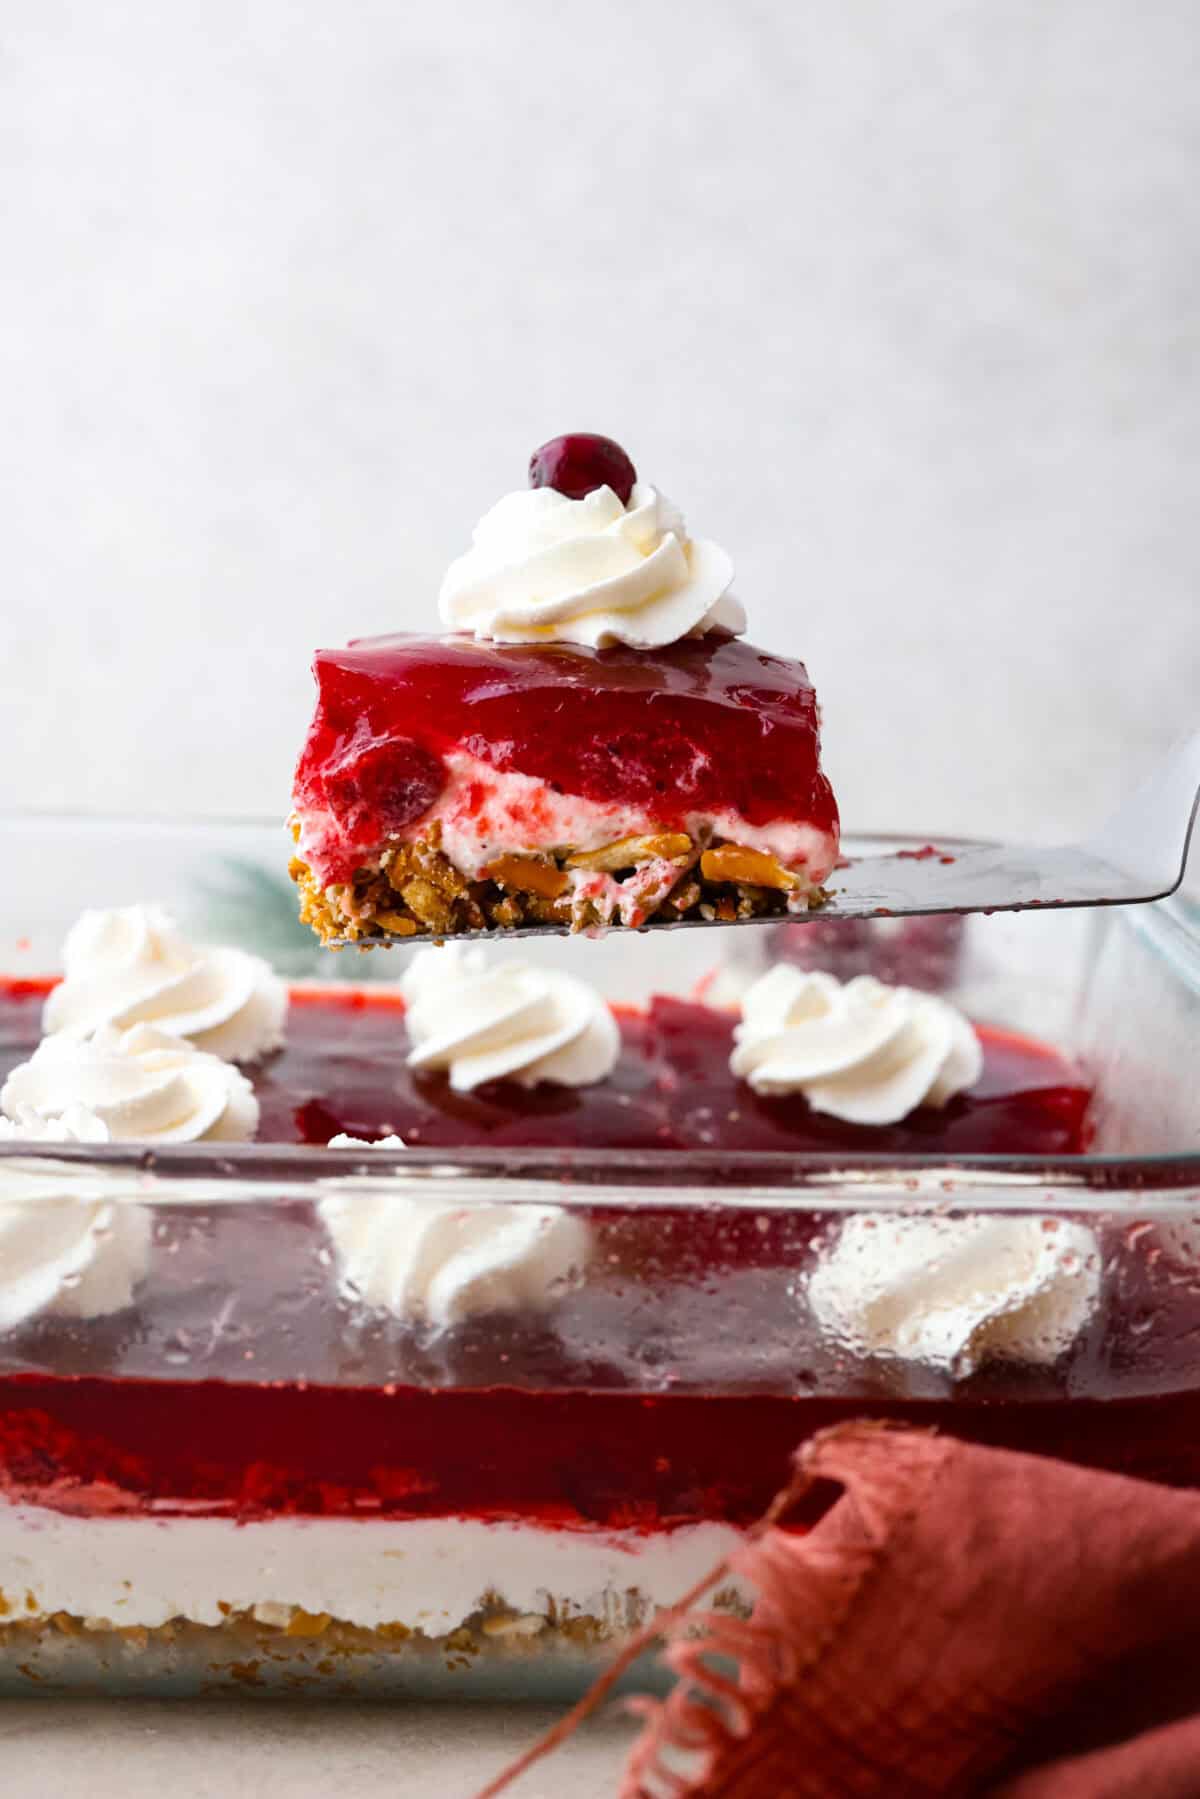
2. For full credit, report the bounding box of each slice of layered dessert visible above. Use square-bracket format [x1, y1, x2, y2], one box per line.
[290, 434, 839, 944]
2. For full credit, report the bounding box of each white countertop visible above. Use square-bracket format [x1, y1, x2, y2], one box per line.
[0, 1699, 636, 1798]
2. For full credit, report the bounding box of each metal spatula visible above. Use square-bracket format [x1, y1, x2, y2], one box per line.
[816, 727, 1200, 926]
[334, 728, 1199, 944]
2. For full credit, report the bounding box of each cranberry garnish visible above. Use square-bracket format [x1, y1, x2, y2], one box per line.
[528, 434, 637, 506]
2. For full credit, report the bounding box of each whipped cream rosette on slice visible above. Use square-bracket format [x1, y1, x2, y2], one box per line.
[438, 481, 744, 652]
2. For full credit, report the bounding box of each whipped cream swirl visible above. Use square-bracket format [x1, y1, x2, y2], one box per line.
[321, 1182, 591, 1331]
[0, 1176, 153, 1333]
[44, 905, 287, 1063]
[730, 967, 983, 1125]
[807, 1213, 1101, 1375]
[1, 1025, 259, 1144]
[400, 947, 619, 1093]
[438, 482, 745, 649]
[325, 1130, 590, 1330]
[0, 1101, 151, 1329]
[0, 1103, 110, 1144]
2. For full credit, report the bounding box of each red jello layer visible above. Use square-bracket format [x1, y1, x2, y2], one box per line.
[6, 1377, 1200, 1524]
[0, 980, 1092, 1156]
[0, 977, 1115, 1529]
[292, 633, 840, 884]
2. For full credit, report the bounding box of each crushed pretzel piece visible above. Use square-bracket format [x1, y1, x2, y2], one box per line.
[373, 910, 419, 936]
[700, 844, 800, 891]
[565, 834, 693, 873]
[286, 1609, 333, 1639]
[665, 878, 702, 915]
[395, 876, 455, 932]
[481, 854, 569, 900]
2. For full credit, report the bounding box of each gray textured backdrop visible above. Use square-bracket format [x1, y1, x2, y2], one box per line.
[5, 1, 1198, 842]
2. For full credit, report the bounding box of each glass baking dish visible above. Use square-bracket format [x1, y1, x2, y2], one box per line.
[0, 815, 1197, 1701]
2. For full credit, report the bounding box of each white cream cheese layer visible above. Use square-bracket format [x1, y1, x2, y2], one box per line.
[294, 749, 839, 897]
[0, 1508, 744, 1636]
[439, 482, 744, 649]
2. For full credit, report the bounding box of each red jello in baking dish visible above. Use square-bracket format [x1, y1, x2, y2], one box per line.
[1, 937, 1199, 1700]
[0, 976, 1090, 1155]
[3, 960, 1176, 1701]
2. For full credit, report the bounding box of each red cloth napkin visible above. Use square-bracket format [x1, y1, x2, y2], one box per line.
[479, 1421, 1200, 1798]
